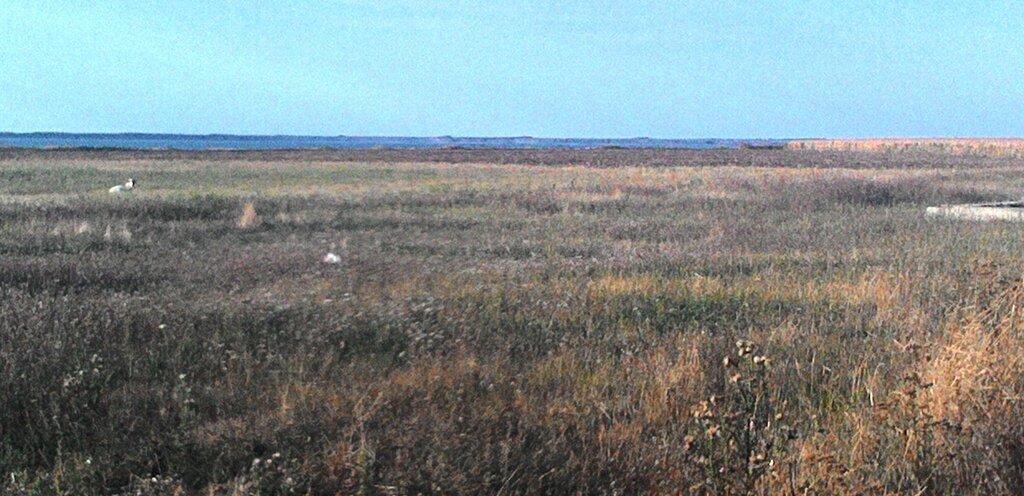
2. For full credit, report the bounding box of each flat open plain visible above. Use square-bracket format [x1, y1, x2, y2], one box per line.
[4, 147, 1024, 494]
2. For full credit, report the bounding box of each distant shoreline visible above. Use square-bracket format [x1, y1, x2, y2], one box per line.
[0, 133, 786, 151]
[5, 144, 1022, 169]
[4, 134, 1021, 155]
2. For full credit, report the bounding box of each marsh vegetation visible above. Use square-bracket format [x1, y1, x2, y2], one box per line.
[3, 148, 1024, 494]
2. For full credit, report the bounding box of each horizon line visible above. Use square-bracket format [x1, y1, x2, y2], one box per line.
[6, 132, 1024, 141]
[0, 131, 788, 140]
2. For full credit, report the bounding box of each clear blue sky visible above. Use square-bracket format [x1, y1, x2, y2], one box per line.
[2, 1, 1022, 138]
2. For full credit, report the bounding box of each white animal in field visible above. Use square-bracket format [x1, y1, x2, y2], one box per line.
[109, 178, 136, 193]
[322, 252, 341, 264]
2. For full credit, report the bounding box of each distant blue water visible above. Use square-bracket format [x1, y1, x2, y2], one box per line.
[0, 133, 784, 150]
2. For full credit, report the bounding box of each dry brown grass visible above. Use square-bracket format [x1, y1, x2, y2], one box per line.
[788, 138, 1024, 158]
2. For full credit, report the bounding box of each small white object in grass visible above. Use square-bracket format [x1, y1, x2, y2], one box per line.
[109, 178, 137, 193]
[323, 252, 341, 264]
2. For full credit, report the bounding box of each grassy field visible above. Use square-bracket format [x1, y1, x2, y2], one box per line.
[4, 148, 1024, 494]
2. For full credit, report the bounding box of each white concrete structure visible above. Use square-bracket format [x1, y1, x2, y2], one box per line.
[926, 201, 1024, 221]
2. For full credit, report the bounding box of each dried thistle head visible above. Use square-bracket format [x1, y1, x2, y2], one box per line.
[692, 400, 715, 419]
[735, 340, 755, 357]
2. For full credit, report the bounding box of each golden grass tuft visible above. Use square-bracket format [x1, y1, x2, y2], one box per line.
[922, 277, 1024, 442]
[237, 201, 258, 228]
[792, 269, 1024, 494]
